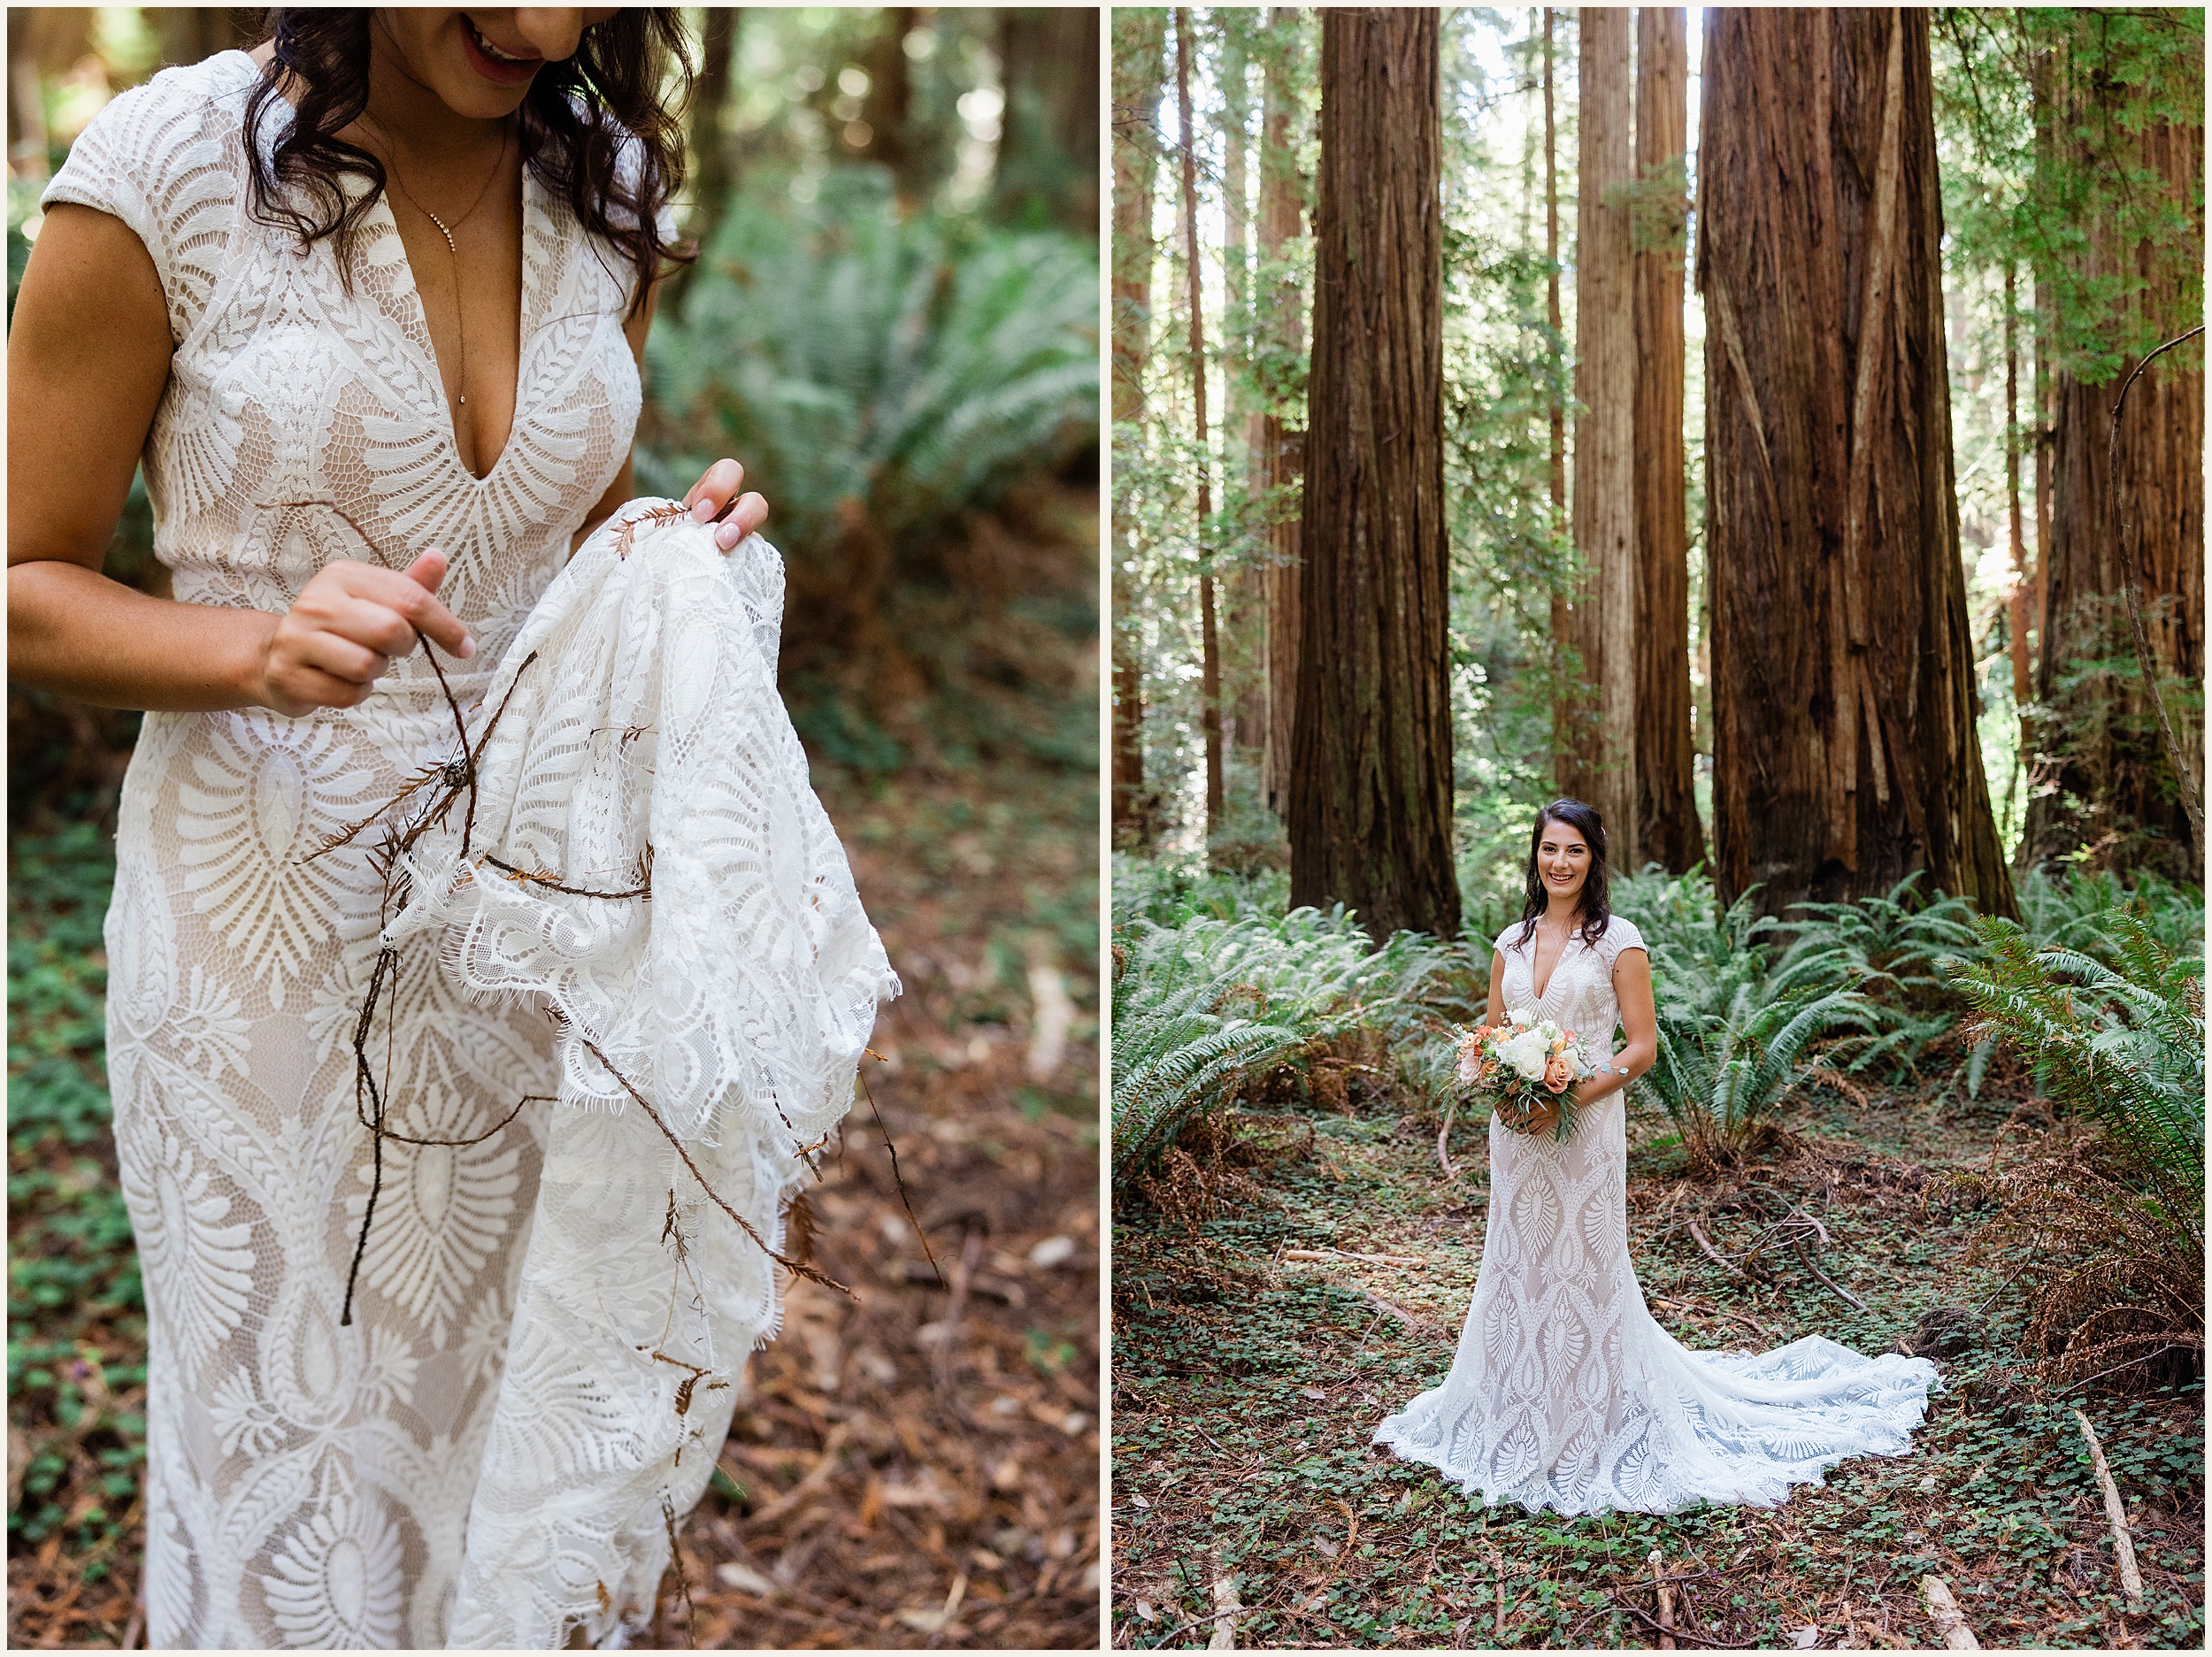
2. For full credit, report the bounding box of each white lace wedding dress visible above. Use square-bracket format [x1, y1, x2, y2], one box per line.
[1374, 917, 1939, 1515]
[50, 54, 894, 1649]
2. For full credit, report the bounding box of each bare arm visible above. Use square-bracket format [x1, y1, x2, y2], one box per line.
[1575, 947, 1657, 1108]
[1485, 949, 1506, 1025]
[7, 203, 472, 714]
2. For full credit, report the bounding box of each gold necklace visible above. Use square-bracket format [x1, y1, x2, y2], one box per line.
[369, 118, 511, 412]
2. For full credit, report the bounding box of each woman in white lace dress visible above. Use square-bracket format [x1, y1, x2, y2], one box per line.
[1375, 800, 1941, 1515]
[8, 12, 774, 1646]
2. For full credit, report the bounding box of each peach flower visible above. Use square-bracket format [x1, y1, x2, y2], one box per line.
[1541, 1050, 1575, 1094]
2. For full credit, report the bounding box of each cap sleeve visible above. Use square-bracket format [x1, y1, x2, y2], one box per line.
[40, 57, 250, 346]
[1492, 922, 1527, 959]
[1598, 916, 1647, 970]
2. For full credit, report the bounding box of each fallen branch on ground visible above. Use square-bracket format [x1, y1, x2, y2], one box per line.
[1281, 1247, 1426, 1268]
[2072, 1409, 2145, 1610]
[1919, 1575, 1979, 1649]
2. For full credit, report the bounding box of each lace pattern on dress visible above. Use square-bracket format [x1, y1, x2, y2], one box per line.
[50, 52, 758, 1648]
[1374, 913, 1940, 1515]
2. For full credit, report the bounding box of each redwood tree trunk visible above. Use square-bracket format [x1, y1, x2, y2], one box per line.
[1256, 9, 1306, 820]
[1176, 9, 1224, 845]
[1563, 6, 1638, 871]
[996, 7, 1100, 234]
[2022, 44, 2204, 879]
[1110, 9, 1165, 848]
[1222, 18, 1267, 770]
[1632, 5, 1703, 874]
[1544, 9, 1570, 786]
[1288, 9, 1460, 942]
[1698, 8, 2016, 921]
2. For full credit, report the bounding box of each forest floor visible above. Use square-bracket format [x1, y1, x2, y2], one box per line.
[6, 486, 1102, 1650]
[1111, 1073, 2205, 1652]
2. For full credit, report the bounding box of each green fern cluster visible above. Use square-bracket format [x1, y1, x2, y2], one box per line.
[1110, 909, 1471, 1188]
[1110, 855, 1292, 928]
[1615, 870, 1931, 1166]
[641, 171, 1098, 558]
[2016, 864, 2206, 965]
[1945, 911, 2206, 1219]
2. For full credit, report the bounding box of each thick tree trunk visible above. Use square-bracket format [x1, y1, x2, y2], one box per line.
[1175, 9, 1224, 846]
[1563, 7, 1637, 870]
[2022, 45, 2204, 879]
[1110, 10, 1165, 848]
[1288, 9, 1460, 942]
[1632, 5, 1703, 875]
[1698, 8, 2016, 921]
[1256, 8, 1306, 821]
[996, 7, 1100, 234]
[1544, 8, 1570, 786]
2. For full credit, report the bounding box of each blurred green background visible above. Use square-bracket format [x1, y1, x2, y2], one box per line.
[7, 10, 1100, 1645]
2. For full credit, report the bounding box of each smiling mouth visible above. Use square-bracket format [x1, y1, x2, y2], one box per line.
[464, 16, 542, 71]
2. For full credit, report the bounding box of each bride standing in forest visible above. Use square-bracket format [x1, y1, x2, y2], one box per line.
[7, 10, 790, 1646]
[1375, 800, 1944, 1514]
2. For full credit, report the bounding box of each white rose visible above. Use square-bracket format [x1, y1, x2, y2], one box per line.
[1497, 1027, 1551, 1082]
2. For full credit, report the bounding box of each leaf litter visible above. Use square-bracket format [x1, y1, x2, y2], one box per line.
[1112, 1072, 2202, 1651]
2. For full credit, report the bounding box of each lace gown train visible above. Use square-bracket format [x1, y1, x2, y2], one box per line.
[1373, 917, 1940, 1515]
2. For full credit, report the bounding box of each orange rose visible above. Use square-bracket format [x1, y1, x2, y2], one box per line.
[1541, 1050, 1574, 1094]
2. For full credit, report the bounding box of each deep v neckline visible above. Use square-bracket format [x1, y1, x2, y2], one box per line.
[235, 52, 537, 486]
[1530, 926, 1579, 1004]
[370, 179, 536, 484]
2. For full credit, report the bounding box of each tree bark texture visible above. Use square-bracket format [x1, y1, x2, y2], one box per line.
[1289, 9, 1461, 942]
[1256, 10, 1307, 820]
[1175, 9, 1224, 844]
[2005, 264, 2032, 792]
[2022, 46, 2204, 879]
[996, 7, 1100, 234]
[1221, 19, 1267, 763]
[1563, 6, 1638, 871]
[1632, 5, 1703, 875]
[1698, 8, 2016, 921]
[1543, 8, 1571, 792]
[1110, 9, 1165, 848]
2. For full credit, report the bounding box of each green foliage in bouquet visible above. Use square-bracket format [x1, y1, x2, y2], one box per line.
[1110, 909, 1471, 1190]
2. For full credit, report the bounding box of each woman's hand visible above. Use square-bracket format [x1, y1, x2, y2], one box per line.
[680, 457, 769, 550]
[1517, 1099, 1562, 1138]
[252, 550, 474, 715]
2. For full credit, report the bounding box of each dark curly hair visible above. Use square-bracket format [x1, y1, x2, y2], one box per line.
[1514, 798, 1612, 951]
[241, 8, 693, 317]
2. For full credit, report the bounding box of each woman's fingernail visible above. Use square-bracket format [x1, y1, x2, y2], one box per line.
[691, 498, 716, 522]
[715, 521, 741, 549]
[459, 635, 477, 659]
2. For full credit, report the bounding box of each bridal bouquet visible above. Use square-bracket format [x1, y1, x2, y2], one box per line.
[1455, 1009, 1592, 1143]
